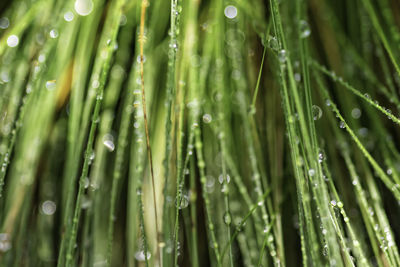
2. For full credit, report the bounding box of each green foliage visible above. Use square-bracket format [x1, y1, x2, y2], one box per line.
[0, 0, 400, 266]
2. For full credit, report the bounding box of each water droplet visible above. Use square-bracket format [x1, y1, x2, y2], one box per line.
[46, 80, 57, 91]
[202, 114, 212, 124]
[294, 73, 301, 82]
[176, 194, 189, 209]
[218, 174, 230, 184]
[267, 36, 279, 51]
[42, 200, 56, 215]
[278, 50, 287, 63]
[49, 29, 59, 39]
[64, 11, 75, 22]
[224, 5, 237, 19]
[0, 233, 11, 252]
[134, 250, 151, 261]
[38, 54, 46, 63]
[312, 105, 322, 120]
[7, 35, 19, 47]
[351, 108, 361, 119]
[103, 134, 115, 152]
[387, 168, 392, 175]
[330, 200, 337, 206]
[364, 93, 371, 99]
[137, 55, 146, 63]
[120, 14, 127, 26]
[308, 169, 315, 177]
[74, 0, 94, 16]
[299, 20, 311, 38]
[339, 121, 345, 129]
[337, 201, 343, 208]
[0, 17, 10, 29]
[223, 212, 232, 225]
[318, 151, 325, 163]
[325, 99, 331, 106]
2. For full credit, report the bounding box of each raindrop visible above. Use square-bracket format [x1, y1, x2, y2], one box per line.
[92, 80, 100, 88]
[120, 14, 127, 26]
[318, 151, 325, 163]
[42, 200, 56, 215]
[7, 35, 19, 47]
[74, 0, 94, 16]
[325, 99, 331, 106]
[0, 234, 11, 252]
[330, 200, 337, 206]
[308, 169, 315, 177]
[337, 201, 343, 208]
[339, 121, 345, 129]
[134, 250, 151, 261]
[267, 36, 279, 51]
[0, 17, 9, 29]
[103, 134, 115, 152]
[387, 168, 393, 175]
[218, 174, 231, 184]
[202, 114, 212, 124]
[176, 194, 189, 209]
[312, 105, 322, 120]
[137, 55, 146, 63]
[46, 80, 57, 90]
[224, 5, 237, 19]
[351, 108, 361, 119]
[278, 50, 287, 63]
[299, 20, 311, 38]
[64, 11, 74, 22]
[49, 29, 59, 39]
[223, 212, 232, 225]
[294, 73, 301, 82]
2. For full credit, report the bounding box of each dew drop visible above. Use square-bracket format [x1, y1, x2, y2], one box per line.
[176, 194, 189, 209]
[312, 105, 322, 120]
[318, 151, 325, 163]
[74, 0, 94, 16]
[339, 121, 345, 129]
[299, 20, 311, 38]
[351, 108, 361, 119]
[0, 233, 11, 252]
[224, 5, 237, 19]
[267, 36, 279, 51]
[308, 169, 315, 177]
[46, 80, 57, 90]
[202, 114, 212, 124]
[137, 55, 146, 63]
[134, 250, 151, 261]
[0, 17, 10, 29]
[103, 140, 115, 152]
[278, 50, 287, 63]
[325, 99, 331, 106]
[49, 29, 59, 39]
[103, 134, 115, 152]
[223, 212, 232, 225]
[7, 35, 19, 47]
[42, 200, 56, 215]
[64, 11, 75, 22]
[218, 174, 230, 184]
